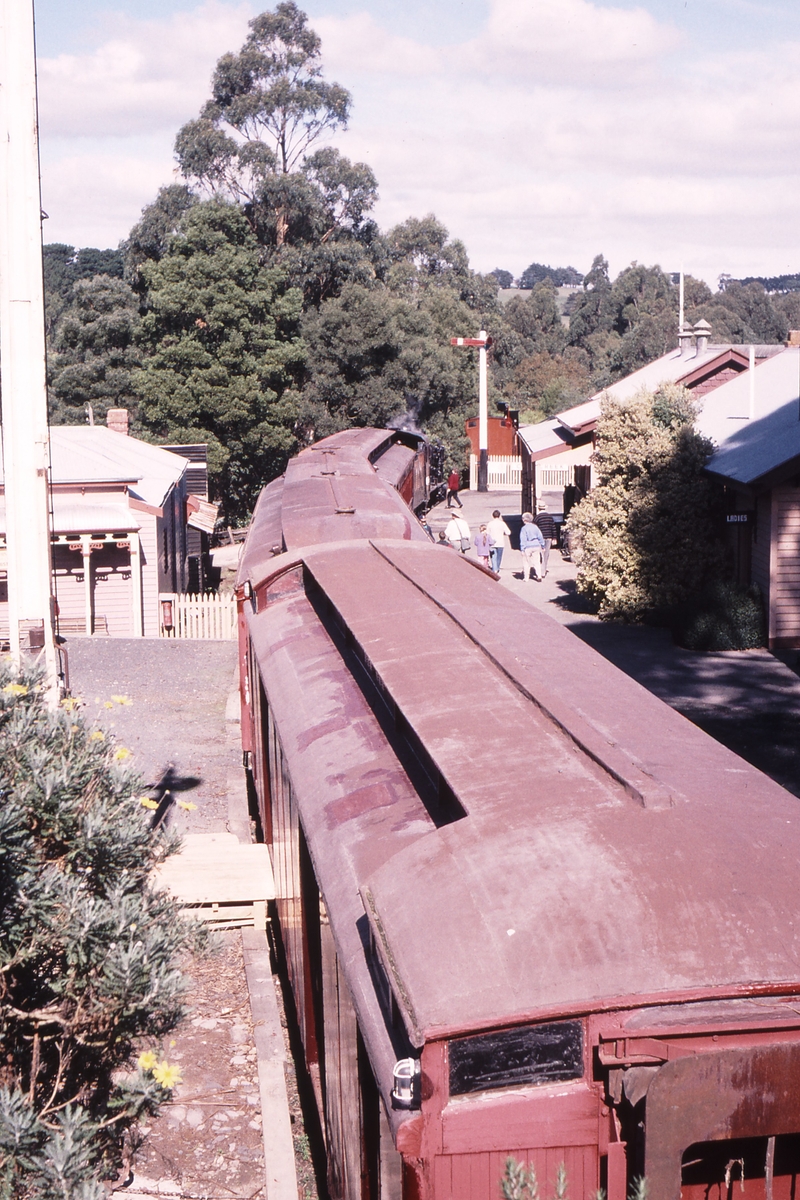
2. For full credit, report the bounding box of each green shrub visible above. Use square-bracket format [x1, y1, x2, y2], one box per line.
[670, 582, 766, 651]
[566, 386, 728, 621]
[0, 665, 202, 1198]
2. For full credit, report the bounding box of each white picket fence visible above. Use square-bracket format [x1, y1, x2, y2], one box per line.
[469, 454, 522, 490]
[539, 467, 574, 489]
[160, 592, 237, 640]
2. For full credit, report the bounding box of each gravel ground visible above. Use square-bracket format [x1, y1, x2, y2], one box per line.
[66, 638, 238, 836]
[131, 933, 267, 1200]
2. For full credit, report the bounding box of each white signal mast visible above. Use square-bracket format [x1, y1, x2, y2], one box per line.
[0, 0, 59, 697]
[451, 331, 493, 492]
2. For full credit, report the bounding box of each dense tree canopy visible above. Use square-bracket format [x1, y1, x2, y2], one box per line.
[133, 201, 304, 521]
[49, 276, 144, 427]
[517, 261, 582, 288]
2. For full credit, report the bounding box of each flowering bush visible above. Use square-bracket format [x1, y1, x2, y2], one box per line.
[0, 666, 202, 1198]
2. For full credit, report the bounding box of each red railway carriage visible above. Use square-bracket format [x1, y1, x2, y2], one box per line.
[237, 429, 800, 1200]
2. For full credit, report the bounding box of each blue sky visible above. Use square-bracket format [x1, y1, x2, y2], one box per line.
[31, 0, 800, 285]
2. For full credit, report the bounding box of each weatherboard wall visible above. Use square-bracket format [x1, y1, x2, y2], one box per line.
[769, 484, 800, 648]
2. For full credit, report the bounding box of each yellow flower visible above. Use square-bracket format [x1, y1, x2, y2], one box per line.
[177, 800, 197, 812]
[111, 694, 133, 705]
[114, 746, 132, 762]
[60, 696, 81, 711]
[2, 683, 28, 696]
[89, 730, 105, 743]
[139, 797, 158, 810]
[152, 1060, 182, 1089]
[103, 700, 114, 709]
[137, 1050, 158, 1072]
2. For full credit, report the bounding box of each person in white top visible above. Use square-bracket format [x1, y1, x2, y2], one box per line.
[486, 509, 511, 573]
[445, 513, 471, 553]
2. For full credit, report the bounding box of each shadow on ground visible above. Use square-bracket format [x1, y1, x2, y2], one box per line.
[562, 613, 800, 799]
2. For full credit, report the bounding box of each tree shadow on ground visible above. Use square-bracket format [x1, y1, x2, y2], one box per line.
[551, 575, 599, 615]
[562, 612, 800, 800]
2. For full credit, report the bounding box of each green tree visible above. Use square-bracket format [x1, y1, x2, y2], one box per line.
[124, 185, 197, 290]
[0, 671, 198, 1197]
[174, 0, 354, 249]
[510, 351, 593, 421]
[517, 261, 581, 288]
[567, 385, 727, 620]
[134, 200, 304, 521]
[49, 276, 144, 427]
[43, 245, 125, 346]
[504, 280, 567, 356]
[568, 258, 678, 385]
[299, 279, 479, 441]
[687, 279, 788, 344]
[491, 268, 514, 289]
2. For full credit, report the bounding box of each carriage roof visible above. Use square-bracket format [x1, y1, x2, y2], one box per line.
[242, 529, 800, 1048]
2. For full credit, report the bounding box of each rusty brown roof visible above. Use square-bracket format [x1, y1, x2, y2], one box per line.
[237, 430, 430, 590]
[247, 537, 800, 1050]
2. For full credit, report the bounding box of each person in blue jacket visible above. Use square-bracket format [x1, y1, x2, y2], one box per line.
[519, 512, 545, 581]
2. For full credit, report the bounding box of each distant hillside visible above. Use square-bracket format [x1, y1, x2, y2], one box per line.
[735, 273, 800, 294]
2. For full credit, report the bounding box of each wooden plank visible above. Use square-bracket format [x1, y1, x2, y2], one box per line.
[155, 834, 275, 904]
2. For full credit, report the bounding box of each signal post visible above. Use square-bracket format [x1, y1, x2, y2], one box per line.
[451, 331, 492, 492]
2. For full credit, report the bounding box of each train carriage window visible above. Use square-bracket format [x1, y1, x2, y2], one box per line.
[449, 1020, 583, 1096]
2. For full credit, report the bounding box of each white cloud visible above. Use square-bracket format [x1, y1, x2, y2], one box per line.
[33, 0, 800, 284]
[37, 1, 251, 137]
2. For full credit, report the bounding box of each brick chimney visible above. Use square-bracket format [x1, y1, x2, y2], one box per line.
[106, 408, 129, 435]
[693, 319, 711, 356]
[786, 330, 800, 347]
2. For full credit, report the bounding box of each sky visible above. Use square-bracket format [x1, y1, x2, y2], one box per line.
[30, 0, 800, 287]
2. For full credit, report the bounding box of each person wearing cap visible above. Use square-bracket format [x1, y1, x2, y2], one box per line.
[535, 502, 556, 579]
[445, 511, 471, 552]
[519, 512, 545, 581]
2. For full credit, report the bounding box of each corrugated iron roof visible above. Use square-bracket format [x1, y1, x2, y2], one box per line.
[0, 494, 140, 535]
[701, 347, 800, 485]
[523, 344, 784, 446]
[0, 427, 186, 509]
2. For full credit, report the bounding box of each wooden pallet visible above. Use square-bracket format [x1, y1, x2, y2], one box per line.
[154, 832, 275, 930]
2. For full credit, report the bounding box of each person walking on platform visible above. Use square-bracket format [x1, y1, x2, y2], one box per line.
[445, 512, 471, 552]
[535, 502, 556, 579]
[519, 512, 545, 581]
[446, 469, 463, 508]
[473, 524, 495, 569]
[487, 509, 511, 573]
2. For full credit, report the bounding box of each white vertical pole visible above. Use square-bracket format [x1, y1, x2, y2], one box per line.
[0, 0, 58, 695]
[129, 531, 143, 636]
[478, 329, 488, 492]
[80, 537, 93, 634]
[679, 268, 685, 333]
[749, 345, 756, 420]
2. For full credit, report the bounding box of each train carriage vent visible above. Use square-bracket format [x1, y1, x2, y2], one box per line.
[305, 571, 467, 828]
